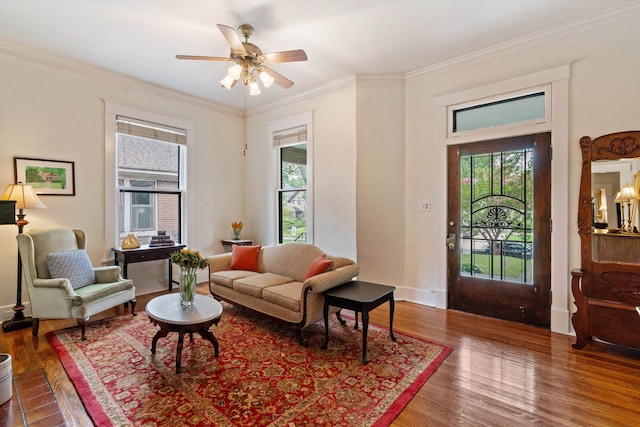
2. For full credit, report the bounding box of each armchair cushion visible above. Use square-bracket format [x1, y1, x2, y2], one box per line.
[46, 249, 96, 289]
[71, 280, 134, 306]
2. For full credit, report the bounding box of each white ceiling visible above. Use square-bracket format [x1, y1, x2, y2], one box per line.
[0, 0, 636, 112]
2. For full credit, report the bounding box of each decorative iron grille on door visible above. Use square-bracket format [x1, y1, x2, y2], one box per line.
[460, 149, 533, 284]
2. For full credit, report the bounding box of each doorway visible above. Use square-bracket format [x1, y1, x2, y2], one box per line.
[447, 133, 551, 327]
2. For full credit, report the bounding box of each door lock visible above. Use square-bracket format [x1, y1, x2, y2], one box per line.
[446, 233, 456, 251]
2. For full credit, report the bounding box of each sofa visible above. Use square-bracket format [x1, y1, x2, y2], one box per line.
[208, 242, 359, 345]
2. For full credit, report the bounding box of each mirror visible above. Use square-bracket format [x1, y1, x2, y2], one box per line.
[591, 158, 640, 264]
[592, 159, 640, 232]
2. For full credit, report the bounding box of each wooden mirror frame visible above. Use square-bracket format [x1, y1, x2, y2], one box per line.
[571, 130, 640, 350]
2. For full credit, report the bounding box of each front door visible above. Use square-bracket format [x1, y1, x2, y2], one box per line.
[447, 133, 551, 327]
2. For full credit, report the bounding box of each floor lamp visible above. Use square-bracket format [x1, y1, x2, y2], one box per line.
[1, 183, 47, 332]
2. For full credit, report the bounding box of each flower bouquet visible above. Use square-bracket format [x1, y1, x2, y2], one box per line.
[170, 248, 208, 307]
[231, 221, 243, 240]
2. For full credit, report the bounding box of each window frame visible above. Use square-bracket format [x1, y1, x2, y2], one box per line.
[104, 102, 192, 251]
[277, 142, 308, 243]
[269, 112, 314, 245]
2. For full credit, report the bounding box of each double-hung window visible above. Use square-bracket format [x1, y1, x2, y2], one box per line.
[115, 116, 186, 245]
[275, 124, 309, 244]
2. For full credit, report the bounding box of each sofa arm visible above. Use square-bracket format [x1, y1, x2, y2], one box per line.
[94, 266, 125, 283]
[304, 264, 360, 294]
[208, 253, 232, 273]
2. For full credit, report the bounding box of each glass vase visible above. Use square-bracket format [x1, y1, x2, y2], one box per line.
[179, 267, 197, 307]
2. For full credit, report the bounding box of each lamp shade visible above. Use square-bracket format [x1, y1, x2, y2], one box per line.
[1, 183, 47, 209]
[614, 185, 640, 203]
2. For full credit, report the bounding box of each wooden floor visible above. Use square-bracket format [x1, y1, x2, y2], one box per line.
[1, 284, 639, 427]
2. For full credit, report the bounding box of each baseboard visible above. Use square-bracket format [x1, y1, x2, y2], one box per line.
[2, 302, 31, 320]
[394, 286, 436, 307]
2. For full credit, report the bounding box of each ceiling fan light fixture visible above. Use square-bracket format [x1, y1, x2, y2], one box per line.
[249, 79, 261, 96]
[228, 64, 243, 80]
[177, 23, 306, 94]
[220, 74, 235, 90]
[259, 70, 275, 88]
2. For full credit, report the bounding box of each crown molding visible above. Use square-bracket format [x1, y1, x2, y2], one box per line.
[247, 74, 356, 116]
[406, 2, 640, 84]
[355, 73, 405, 88]
[0, 41, 243, 118]
[247, 73, 407, 115]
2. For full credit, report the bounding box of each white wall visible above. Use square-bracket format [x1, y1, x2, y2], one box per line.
[246, 10, 639, 335]
[355, 75, 406, 286]
[403, 13, 640, 332]
[1, 10, 637, 335]
[245, 83, 358, 260]
[0, 47, 244, 317]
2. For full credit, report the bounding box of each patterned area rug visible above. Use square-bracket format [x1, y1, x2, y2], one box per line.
[47, 301, 452, 426]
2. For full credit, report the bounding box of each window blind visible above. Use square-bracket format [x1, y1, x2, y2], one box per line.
[273, 125, 307, 147]
[116, 115, 187, 145]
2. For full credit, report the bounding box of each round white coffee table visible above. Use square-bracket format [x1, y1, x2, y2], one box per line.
[145, 293, 223, 373]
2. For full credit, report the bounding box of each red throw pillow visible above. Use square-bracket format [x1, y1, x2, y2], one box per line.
[230, 245, 262, 271]
[303, 255, 333, 281]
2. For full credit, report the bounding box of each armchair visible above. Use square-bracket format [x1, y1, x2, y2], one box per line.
[17, 228, 136, 340]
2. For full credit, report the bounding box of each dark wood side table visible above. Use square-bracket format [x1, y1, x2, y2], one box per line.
[322, 280, 397, 363]
[112, 244, 186, 291]
[221, 239, 253, 253]
[145, 294, 222, 373]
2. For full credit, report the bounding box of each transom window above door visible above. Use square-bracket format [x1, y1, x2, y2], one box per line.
[448, 88, 549, 138]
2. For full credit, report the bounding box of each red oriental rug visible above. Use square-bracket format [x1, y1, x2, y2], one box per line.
[47, 301, 452, 426]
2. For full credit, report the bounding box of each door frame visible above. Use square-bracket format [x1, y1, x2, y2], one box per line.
[446, 133, 551, 327]
[432, 63, 571, 334]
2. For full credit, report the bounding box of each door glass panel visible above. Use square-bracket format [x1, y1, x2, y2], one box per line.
[461, 149, 533, 284]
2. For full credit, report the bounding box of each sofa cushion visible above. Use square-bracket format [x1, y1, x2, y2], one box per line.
[230, 245, 262, 271]
[263, 281, 304, 312]
[46, 249, 96, 289]
[233, 273, 294, 297]
[211, 270, 260, 288]
[303, 255, 333, 281]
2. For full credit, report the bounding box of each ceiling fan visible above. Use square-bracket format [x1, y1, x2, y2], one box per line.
[176, 24, 308, 95]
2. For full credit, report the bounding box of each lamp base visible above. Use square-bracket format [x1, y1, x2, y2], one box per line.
[2, 311, 33, 332]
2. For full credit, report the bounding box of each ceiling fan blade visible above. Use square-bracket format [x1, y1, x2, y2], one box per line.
[263, 49, 308, 63]
[263, 66, 294, 89]
[217, 24, 247, 53]
[175, 55, 230, 61]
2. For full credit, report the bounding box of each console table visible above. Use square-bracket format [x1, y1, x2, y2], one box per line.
[112, 244, 186, 291]
[221, 239, 253, 253]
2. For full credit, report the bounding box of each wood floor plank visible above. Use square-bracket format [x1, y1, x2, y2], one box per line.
[1, 286, 639, 426]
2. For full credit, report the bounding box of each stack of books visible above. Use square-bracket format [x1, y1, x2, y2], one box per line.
[149, 231, 175, 247]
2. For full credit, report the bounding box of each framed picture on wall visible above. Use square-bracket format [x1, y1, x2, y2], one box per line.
[14, 157, 76, 196]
